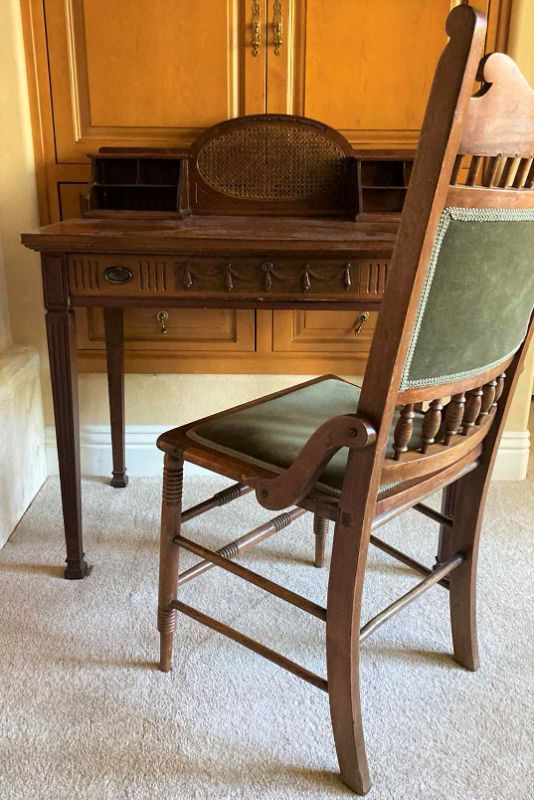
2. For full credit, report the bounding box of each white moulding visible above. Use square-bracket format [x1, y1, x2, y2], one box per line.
[45, 425, 531, 482]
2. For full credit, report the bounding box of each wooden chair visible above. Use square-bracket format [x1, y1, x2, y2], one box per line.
[155, 6, 534, 794]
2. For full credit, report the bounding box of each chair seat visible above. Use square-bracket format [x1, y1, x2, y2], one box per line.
[186, 377, 424, 496]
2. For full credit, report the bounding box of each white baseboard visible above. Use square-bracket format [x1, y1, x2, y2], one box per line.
[45, 425, 208, 479]
[490, 430, 531, 481]
[45, 425, 531, 482]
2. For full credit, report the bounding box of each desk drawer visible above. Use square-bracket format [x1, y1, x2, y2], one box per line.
[67, 255, 388, 301]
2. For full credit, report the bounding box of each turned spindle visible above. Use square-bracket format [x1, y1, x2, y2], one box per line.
[493, 373, 506, 410]
[313, 515, 329, 568]
[393, 404, 415, 460]
[421, 399, 443, 453]
[476, 379, 497, 424]
[444, 393, 465, 445]
[462, 387, 483, 434]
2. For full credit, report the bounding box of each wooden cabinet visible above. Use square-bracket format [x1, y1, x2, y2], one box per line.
[24, 0, 262, 220]
[21, 0, 511, 375]
[274, 0, 450, 146]
[267, 0, 504, 142]
[77, 308, 256, 372]
[272, 309, 378, 376]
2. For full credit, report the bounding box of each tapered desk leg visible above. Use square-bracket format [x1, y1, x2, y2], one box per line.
[104, 308, 128, 488]
[46, 309, 88, 579]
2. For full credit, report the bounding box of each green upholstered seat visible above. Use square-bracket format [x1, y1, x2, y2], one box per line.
[187, 377, 421, 496]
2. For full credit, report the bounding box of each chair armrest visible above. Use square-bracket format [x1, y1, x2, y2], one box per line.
[252, 414, 376, 510]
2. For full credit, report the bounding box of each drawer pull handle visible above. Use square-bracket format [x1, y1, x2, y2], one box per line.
[183, 266, 194, 289]
[354, 312, 369, 336]
[273, 0, 283, 55]
[343, 264, 352, 291]
[251, 1, 261, 56]
[225, 264, 234, 292]
[156, 310, 169, 336]
[104, 266, 133, 285]
[261, 262, 274, 291]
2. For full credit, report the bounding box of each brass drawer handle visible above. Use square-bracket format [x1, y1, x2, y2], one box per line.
[104, 266, 133, 285]
[354, 312, 369, 335]
[273, 0, 283, 55]
[156, 310, 169, 335]
[251, 1, 261, 56]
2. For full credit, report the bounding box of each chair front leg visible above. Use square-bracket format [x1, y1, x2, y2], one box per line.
[326, 509, 372, 795]
[158, 452, 184, 672]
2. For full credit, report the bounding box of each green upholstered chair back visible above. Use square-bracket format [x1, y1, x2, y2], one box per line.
[400, 208, 534, 391]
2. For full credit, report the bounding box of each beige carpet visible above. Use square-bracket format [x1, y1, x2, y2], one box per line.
[1, 463, 533, 800]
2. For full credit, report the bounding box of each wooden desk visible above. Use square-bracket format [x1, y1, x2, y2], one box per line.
[22, 214, 398, 578]
[22, 114, 410, 577]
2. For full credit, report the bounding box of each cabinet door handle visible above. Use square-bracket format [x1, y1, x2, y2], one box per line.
[156, 310, 169, 336]
[354, 312, 369, 336]
[251, 1, 261, 56]
[273, 0, 283, 55]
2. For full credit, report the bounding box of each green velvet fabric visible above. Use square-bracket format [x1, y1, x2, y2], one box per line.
[401, 208, 534, 390]
[188, 378, 420, 495]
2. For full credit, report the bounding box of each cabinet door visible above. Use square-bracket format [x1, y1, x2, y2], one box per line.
[43, 0, 257, 163]
[76, 307, 256, 372]
[273, 309, 378, 374]
[274, 0, 497, 148]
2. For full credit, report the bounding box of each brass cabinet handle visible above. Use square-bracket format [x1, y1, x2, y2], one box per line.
[156, 310, 169, 336]
[251, 1, 261, 56]
[354, 312, 369, 335]
[104, 266, 133, 285]
[273, 0, 283, 55]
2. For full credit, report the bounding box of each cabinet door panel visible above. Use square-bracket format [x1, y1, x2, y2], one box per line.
[44, 0, 245, 162]
[58, 182, 88, 220]
[288, 0, 494, 148]
[273, 310, 377, 353]
[77, 308, 255, 352]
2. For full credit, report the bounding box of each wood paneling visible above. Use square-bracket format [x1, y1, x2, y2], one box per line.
[44, 0, 245, 162]
[59, 183, 88, 220]
[291, 0, 452, 148]
[273, 309, 377, 353]
[77, 308, 255, 352]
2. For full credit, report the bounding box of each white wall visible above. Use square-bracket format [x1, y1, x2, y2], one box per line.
[0, 247, 12, 352]
[0, 0, 46, 547]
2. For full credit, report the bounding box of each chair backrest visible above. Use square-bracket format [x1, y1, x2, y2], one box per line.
[189, 114, 355, 216]
[358, 4, 534, 470]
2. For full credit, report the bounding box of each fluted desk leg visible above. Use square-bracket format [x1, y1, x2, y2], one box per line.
[46, 307, 87, 579]
[104, 308, 128, 488]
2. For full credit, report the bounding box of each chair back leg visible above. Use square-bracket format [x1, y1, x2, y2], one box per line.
[436, 482, 457, 566]
[158, 452, 184, 672]
[313, 514, 329, 568]
[442, 466, 491, 671]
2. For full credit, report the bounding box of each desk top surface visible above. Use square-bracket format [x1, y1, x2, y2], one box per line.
[22, 215, 399, 255]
